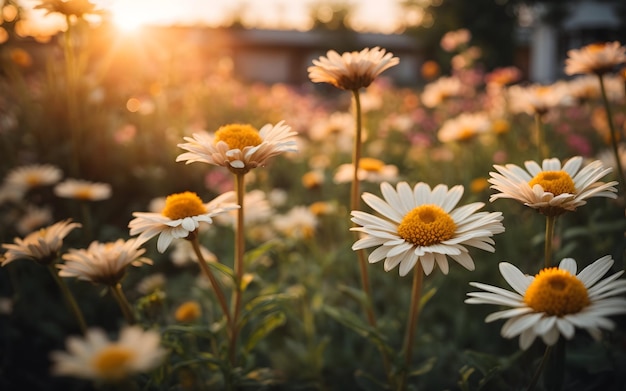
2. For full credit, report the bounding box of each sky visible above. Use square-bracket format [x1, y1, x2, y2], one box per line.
[20, 0, 409, 35]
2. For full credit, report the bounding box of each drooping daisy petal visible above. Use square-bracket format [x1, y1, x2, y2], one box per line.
[308, 47, 399, 90]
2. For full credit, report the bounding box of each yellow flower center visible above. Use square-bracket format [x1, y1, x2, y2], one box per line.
[528, 171, 576, 196]
[587, 43, 607, 54]
[25, 174, 41, 186]
[492, 119, 510, 134]
[74, 188, 94, 200]
[92, 345, 136, 380]
[524, 268, 590, 316]
[161, 192, 207, 220]
[175, 301, 202, 323]
[359, 158, 385, 172]
[214, 124, 262, 151]
[458, 127, 476, 141]
[397, 204, 456, 246]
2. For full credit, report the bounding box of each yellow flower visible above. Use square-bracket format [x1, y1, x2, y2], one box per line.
[9, 48, 32, 68]
[565, 41, 626, 76]
[308, 47, 399, 91]
[174, 301, 202, 323]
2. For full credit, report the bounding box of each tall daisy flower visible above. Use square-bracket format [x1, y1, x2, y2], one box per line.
[1, 219, 81, 266]
[466, 256, 626, 349]
[488, 156, 618, 216]
[50, 326, 166, 381]
[307, 47, 399, 91]
[128, 191, 238, 253]
[565, 41, 626, 189]
[351, 181, 505, 277]
[564, 41, 626, 76]
[59, 238, 151, 324]
[176, 121, 297, 174]
[1, 219, 86, 332]
[59, 238, 151, 286]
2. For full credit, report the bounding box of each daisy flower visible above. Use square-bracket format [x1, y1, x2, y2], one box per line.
[565, 41, 626, 76]
[308, 47, 399, 91]
[128, 191, 238, 253]
[437, 112, 492, 143]
[466, 256, 626, 349]
[507, 82, 573, 116]
[1, 220, 81, 266]
[4, 163, 62, 190]
[488, 156, 618, 216]
[58, 238, 151, 286]
[176, 121, 297, 174]
[54, 179, 112, 201]
[213, 189, 273, 227]
[333, 157, 398, 184]
[50, 326, 166, 381]
[351, 182, 505, 277]
[273, 206, 318, 240]
[421, 76, 464, 108]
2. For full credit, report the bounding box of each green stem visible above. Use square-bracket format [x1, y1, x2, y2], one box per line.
[534, 113, 548, 161]
[109, 283, 136, 325]
[189, 235, 232, 328]
[544, 215, 556, 269]
[526, 345, 552, 391]
[229, 172, 246, 366]
[597, 73, 626, 189]
[350, 89, 376, 326]
[48, 264, 87, 334]
[397, 262, 424, 391]
[351, 89, 392, 381]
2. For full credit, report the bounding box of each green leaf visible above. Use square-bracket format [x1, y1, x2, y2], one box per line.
[244, 311, 286, 352]
[338, 284, 370, 309]
[419, 287, 437, 309]
[240, 293, 293, 327]
[206, 261, 235, 282]
[322, 305, 390, 348]
[408, 356, 437, 377]
[244, 240, 278, 266]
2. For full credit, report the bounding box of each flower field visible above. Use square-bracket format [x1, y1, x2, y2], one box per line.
[1, 4, 626, 391]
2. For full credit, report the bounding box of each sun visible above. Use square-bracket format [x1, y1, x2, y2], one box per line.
[112, 13, 145, 32]
[107, 2, 164, 33]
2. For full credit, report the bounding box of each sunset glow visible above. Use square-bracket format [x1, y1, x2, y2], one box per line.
[21, 0, 408, 35]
